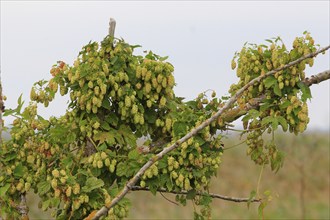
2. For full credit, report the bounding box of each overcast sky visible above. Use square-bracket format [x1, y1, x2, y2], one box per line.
[1, 1, 329, 130]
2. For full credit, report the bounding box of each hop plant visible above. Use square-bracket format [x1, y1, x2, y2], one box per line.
[0, 30, 324, 220]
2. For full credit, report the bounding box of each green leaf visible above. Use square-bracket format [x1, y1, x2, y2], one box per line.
[271, 118, 278, 130]
[128, 149, 140, 160]
[90, 167, 101, 177]
[194, 212, 205, 220]
[88, 191, 104, 208]
[166, 179, 173, 191]
[101, 121, 111, 131]
[111, 56, 118, 65]
[186, 189, 197, 200]
[247, 190, 256, 209]
[297, 81, 312, 101]
[51, 197, 61, 208]
[126, 161, 141, 177]
[80, 69, 89, 78]
[258, 202, 267, 219]
[118, 125, 137, 147]
[264, 50, 272, 58]
[259, 103, 271, 112]
[244, 109, 261, 121]
[101, 98, 111, 110]
[271, 150, 285, 173]
[37, 181, 51, 196]
[144, 109, 157, 124]
[173, 121, 188, 138]
[194, 136, 206, 147]
[62, 157, 73, 168]
[17, 94, 24, 114]
[116, 162, 127, 177]
[293, 107, 300, 115]
[131, 44, 142, 49]
[277, 116, 288, 132]
[105, 113, 119, 127]
[42, 199, 51, 211]
[200, 194, 212, 206]
[159, 56, 169, 61]
[2, 152, 17, 162]
[279, 100, 290, 110]
[149, 184, 158, 195]
[0, 183, 11, 197]
[263, 190, 271, 197]
[49, 125, 69, 143]
[263, 76, 277, 88]
[97, 143, 107, 151]
[66, 132, 76, 143]
[261, 116, 273, 126]
[192, 169, 203, 178]
[185, 100, 198, 109]
[273, 82, 282, 96]
[13, 163, 26, 179]
[3, 108, 16, 117]
[81, 177, 104, 193]
[94, 132, 115, 145]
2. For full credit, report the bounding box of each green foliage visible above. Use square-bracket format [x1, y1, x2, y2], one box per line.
[0, 32, 323, 219]
[0, 36, 224, 219]
[230, 32, 317, 167]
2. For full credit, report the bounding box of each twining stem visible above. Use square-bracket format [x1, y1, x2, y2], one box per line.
[130, 186, 262, 203]
[223, 140, 246, 151]
[256, 164, 265, 198]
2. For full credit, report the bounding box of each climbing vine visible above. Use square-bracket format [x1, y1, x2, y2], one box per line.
[0, 23, 329, 220]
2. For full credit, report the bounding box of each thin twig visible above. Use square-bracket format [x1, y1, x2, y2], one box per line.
[88, 44, 330, 220]
[223, 140, 246, 151]
[109, 18, 116, 37]
[130, 186, 261, 203]
[159, 191, 179, 206]
[256, 164, 265, 198]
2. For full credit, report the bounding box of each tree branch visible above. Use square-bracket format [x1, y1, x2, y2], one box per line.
[130, 186, 261, 203]
[221, 69, 330, 124]
[88, 45, 330, 220]
[303, 69, 330, 86]
[18, 194, 29, 220]
[109, 18, 116, 37]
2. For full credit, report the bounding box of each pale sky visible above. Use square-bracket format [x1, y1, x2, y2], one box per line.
[1, 1, 329, 130]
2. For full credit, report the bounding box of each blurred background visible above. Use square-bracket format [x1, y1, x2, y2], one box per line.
[1, 1, 329, 219]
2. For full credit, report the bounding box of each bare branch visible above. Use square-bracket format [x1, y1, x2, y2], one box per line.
[303, 69, 330, 86]
[18, 194, 29, 220]
[159, 191, 179, 206]
[89, 45, 330, 220]
[109, 18, 116, 37]
[130, 186, 261, 203]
